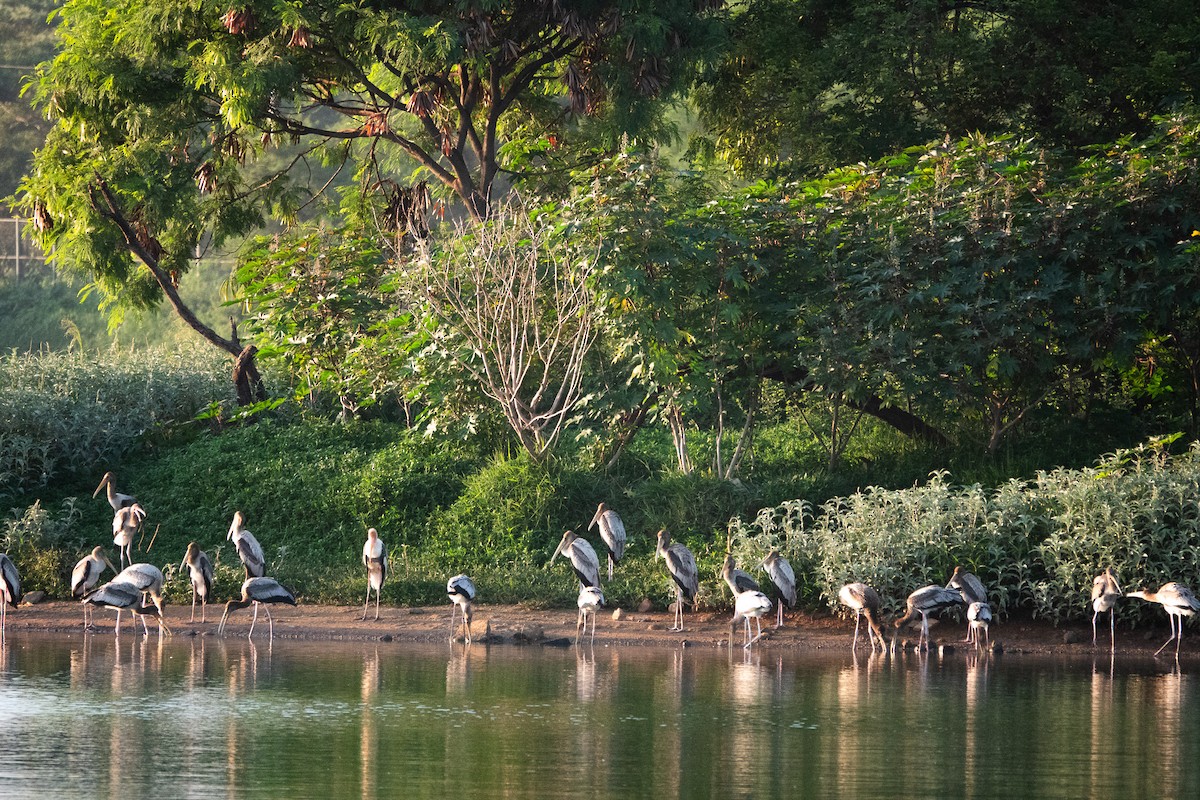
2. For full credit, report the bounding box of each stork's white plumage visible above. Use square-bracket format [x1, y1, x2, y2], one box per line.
[732, 590, 773, 649]
[656, 529, 698, 632]
[218, 577, 296, 640]
[93, 471, 137, 512]
[447, 574, 476, 643]
[1126, 582, 1200, 657]
[227, 510, 266, 578]
[361, 527, 387, 621]
[114, 563, 164, 614]
[181, 542, 214, 623]
[1091, 567, 1122, 648]
[589, 502, 626, 581]
[839, 582, 887, 652]
[576, 585, 604, 645]
[111, 503, 145, 570]
[72, 546, 115, 628]
[761, 549, 797, 628]
[967, 601, 992, 650]
[550, 530, 601, 589]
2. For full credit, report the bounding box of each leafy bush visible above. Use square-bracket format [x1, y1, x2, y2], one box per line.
[2, 498, 85, 596]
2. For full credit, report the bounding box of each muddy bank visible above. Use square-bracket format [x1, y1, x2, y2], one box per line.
[8, 598, 1199, 661]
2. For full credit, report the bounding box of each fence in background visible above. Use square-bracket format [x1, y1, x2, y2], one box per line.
[0, 217, 47, 279]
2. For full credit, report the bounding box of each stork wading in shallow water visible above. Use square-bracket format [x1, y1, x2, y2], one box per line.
[576, 585, 604, 645]
[0, 554, 18, 640]
[761, 549, 797, 628]
[361, 527, 387, 621]
[656, 529, 699, 632]
[839, 582, 887, 652]
[894, 584, 964, 651]
[84, 580, 169, 636]
[114, 563, 165, 614]
[967, 601, 992, 651]
[93, 471, 137, 512]
[589, 502, 626, 581]
[227, 511, 266, 579]
[731, 589, 773, 649]
[1091, 567, 1122, 648]
[549, 530, 601, 590]
[181, 542, 214, 623]
[947, 566, 988, 643]
[1126, 582, 1200, 657]
[72, 546, 116, 628]
[111, 503, 145, 570]
[218, 577, 296, 640]
[447, 574, 476, 643]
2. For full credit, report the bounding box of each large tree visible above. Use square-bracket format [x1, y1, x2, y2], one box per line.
[693, 0, 1200, 176]
[13, 0, 722, 392]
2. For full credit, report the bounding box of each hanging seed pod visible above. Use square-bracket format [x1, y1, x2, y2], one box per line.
[222, 7, 255, 35]
[406, 90, 434, 120]
[32, 200, 53, 233]
[364, 111, 390, 135]
[195, 162, 217, 194]
[287, 26, 311, 48]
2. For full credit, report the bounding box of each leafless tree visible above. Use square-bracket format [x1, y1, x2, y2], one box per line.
[416, 202, 599, 461]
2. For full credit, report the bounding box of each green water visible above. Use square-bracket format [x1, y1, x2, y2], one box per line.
[0, 633, 1194, 799]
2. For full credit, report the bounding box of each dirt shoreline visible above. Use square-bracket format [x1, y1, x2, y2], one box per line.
[8, 599, 1199, 660]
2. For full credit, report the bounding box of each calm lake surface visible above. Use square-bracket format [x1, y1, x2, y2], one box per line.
[0, 632, 1195, 799]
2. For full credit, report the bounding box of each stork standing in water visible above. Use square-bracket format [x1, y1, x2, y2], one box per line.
[115, 563, 165, 614]
[894, 584, 964, 651]
[721, 554, 760, 597]
[1091, 567, 1122, 648]
[447, 574, 476, 643]
[731, 589, 773, 649]
[0, 554, 18, 640]
[761, 549, 797, 628]
[576, 585, 604, 645]
[361, 527, 387, 621]
[72, 546, 116, 628]
[947, 566, 988, 643]
[967, 601, 992, 651]
[656, 529, 699, 632]
[84, 580, 169, 636]
[218, 577, 296, 640]
[92, 471, 137, 512]
[227, 511, 266, 578]
[111, 503, 145, 570]
[1126, 582, 1200, 657]
[589, 502, 626, 581]
[181, 542, 214, 623]
[839, 582, 887, 652]
[549, 530, 601, 589]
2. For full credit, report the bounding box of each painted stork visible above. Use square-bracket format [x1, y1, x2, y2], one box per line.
[967, 601, 992, 651]
[588, 502, 626, 581]
[721, 554, 760, 597]
[761, 549, 797, 628]
[656, 529, 699, 632]
[84, 580, 168, 636]
[0, 554, 18, 639]
[114, 563, 165, 614]
[227, 510, 266, 578]
[181, 542, 214, 623]
[731, 590, 773, 649]
[72, 546, 115, 628]
[447, 574, 476, 643]
[838, 582, 887, 652]
[92, 471, 137, 512]
[1091, 567, 1122, 647]
[894, 584, 964, 651]
[1126, 582, 1200, 657]
[361, 527, 387, 621]
[111, 503, 145, 570]
[218, 577, 296, 640]
[549, 530, 601, 589]
[576, 585, 604, 645]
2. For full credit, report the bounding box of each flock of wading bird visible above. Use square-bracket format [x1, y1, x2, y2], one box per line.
[0, 473, 1197, 655]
